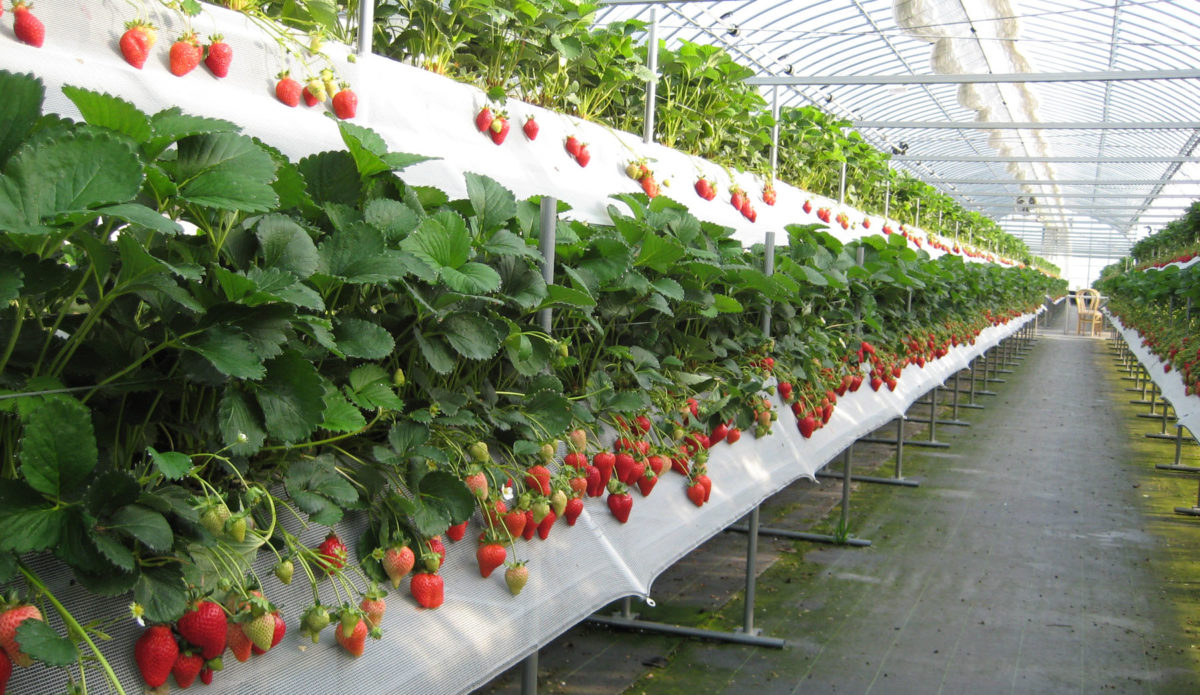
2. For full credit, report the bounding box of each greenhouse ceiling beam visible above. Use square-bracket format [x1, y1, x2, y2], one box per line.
[853, 120, 1200, 130]
[928, 179, 1200, 185]
[893, 155, 1200, 163]
[746, 68, 1200, 86]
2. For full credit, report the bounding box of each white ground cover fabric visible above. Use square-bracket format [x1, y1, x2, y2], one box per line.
[1107, 312, 1200, 443]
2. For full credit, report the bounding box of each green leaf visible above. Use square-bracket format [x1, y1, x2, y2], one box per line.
[0, 481, 64, 552]
[110, 504, 173, 551]
[15, 621, 78, 666]
[0, 128, 144, 234]
[365, 198, 420, 240]
[544, 284, 596, 309]
[285, 455, 359, 525]
[441, 312, 504, 360]
[523, 390, 573, 436]
[442, 262, 502, 294]
[0, 552, 15, 584]
[88, 528, 136, 572]
[147, 447, 192, 480]
[495, 255, 546, 309]
[19, 397, 97, 498]
[218, 389, 266, 455]
[175, 133, 278, 212]
[0, 70, 43, 168]
[318, 224, 408, 284]
[713, 293, 744, 313]
[388, 420, 429, 456]
[93, 203, 183, 235]
[253, 351, 326, 442]
[484, 229, 541, 259]
[320, 388, 367, 432]
[187, 326, 267, 379]
[651, 277, 685, 300]
[403, 211, 471, 270]
[635, 233, 686, 273]
[61, 86, 152, 143]
[414, 329, 455, 375]
[465, 172, 518, 232]
[417, 471, 475, 526]
[145, 108, 238, 158]
[135, 565, 188, 624]
[798, 265, 829, 286]
[299, 150, 360, 206]
[257, 215, 319, 279]
[345, 372, 404, 412]
[334, 317, 396, 360]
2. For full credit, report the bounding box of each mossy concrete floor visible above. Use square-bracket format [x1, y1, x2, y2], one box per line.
[475, 318, 1200, 695]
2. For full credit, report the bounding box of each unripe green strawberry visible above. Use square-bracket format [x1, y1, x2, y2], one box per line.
[538, 442, 555, 463]
[549, 489, 567, 517]
[225, 514, 247, 543]
[301, 605, 330, 643]
[392, 367, 406, 387]
[530, 499, 550, 524]
[568, 428, 587, 452]
[467, 441, 490, 463]
[200, 502, 231, 537]
[273, 559, 294, 584]
[243, 612, 275, 652]
[505, 563, 529, 596]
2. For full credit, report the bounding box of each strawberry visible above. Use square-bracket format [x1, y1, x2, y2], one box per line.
[870, 376, 883, 392]
[525, 464, 551, 496]
[274, 558, 294, 584]
[464, 471, 489, 499]
[361, 589, 386, 627]
[687, 397, 700, 419]
[176, 601, 226, 660]
[243, 611, 276, 653]
[410, 573, 444, 609]
[550, 489, 568, 517]
[335, 615, 368, 657]
[382, 545, 415, 588]
[204, 35, 232, 77]
[762, 185, 777, 206]
[169, 32, 203, 76]
[585, 464, 603, 497]
[695, 177, 712, 199]
[686, 482, 706, 507]
[200, 666, 213, 685]
[710, 422, 729, 444]
[730, 189, 746, 211]
[0, 604, 41, 668]
[564, 496, 584, 525]
[575, 144, 591, 167]
[798, 415, 817, 439]
[485, 115, 510, 143]
[778, 381, 794, 402]
[505, 563, 529, 596]
[119, 21, 153, 69]
[250, 613, 286, 654]
[567, 428, 587, 452]
[726, 427, 742, 444]
[594, 451, 616, 486]
[317, 532, 347, 574]
[850, 374, 863, 392]
[426, 536, 447, 567]
[696, 473, 712, 502]
[475, 106, 494, 132]
[564, 451, 588, 470]
[537, 509, 557, 539]
[0, 651, 9, 695]
[607, 483, 632, 523]
[636, 468, 658, 496]
[521, 509, 536, 540]
[227, 623, 252, 662]
[477, 542, 506, 578]
[626, 161, 643, 179]
[497, 506, 524, 538]
[135, 625, 179, 688]
[12, 2, 42, 47]
[614, 452, 636, 484]
[333, 86, 358, 119]
[446, 520, 468, 542]
[200, 502, 230, 537]
[172, 651, 204, 688]
[862, 218, 871, 229]
[803, 199, 813, 214]
[564, 135, 581, 158]
[302, 77, 326, 106]
[641, 175, 659, 198]
[523, 116, 539, 140]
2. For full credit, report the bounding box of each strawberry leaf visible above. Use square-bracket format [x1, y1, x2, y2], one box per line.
[134, 565, 188, 624]
[256, 214, 320, 279]
[147, 447, 192, 481]
[522, 389, 573, 435]
[0, 552, 14, 583]
[18, 397, 97, 499]
[0, 69, 43, 169]
[0, 480, 64, 552]
[440, 312, 504, 360]
[253, 351, 325, 443]
[414, 329, 455, 375]
[334, 317, 395, 359]
[61, 86, 152, 143]
[320, 387, 367, 432]
[109, 504, 173, 552]
[15, 621, 77, 666]
[174, 133, 278, 212]
[218, 389, 267, 455]
[465, 173, 517, 233]
[186, 326, 268, 379]
[285, 455, 359, 525]
[317, 224, 408, 284]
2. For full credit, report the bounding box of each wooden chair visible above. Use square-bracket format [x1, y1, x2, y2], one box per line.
[1076, 288, 1103, 336]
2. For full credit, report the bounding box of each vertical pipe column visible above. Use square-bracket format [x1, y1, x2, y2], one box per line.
[642, 9, 659, 145]
[915, 198, 921, 229]
[356, 0, 374, 56]
[951, 370, 961, 419]
[521, 651, 538, 695]
[883, 180, 890, 221]
[538, 197, 557, 333]
[840, 445, 853, 534]
[769, 87, 780, 182]
[927, 384, 939, 443]
[839, 162, 847, 205]
[894, 417, 905, 479]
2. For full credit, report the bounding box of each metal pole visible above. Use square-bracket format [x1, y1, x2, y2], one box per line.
[521, 651, 538, 695]
[643, 9, 659, 145]
[916, 198, 921, 229]
[883, 180, 890, 220]
[839, 161, 847, 205]
[538, 197, 557, 333]
[927, 385, 939, 443]
[840, 445, 853, 532]
[356, 0, 374, 55]
[770, 87, 780, 180]
[894, 417, 905, 479]
[742, 506, 760, 635]
[762, 232, 775, 334]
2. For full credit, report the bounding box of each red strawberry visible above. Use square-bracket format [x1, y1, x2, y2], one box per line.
[360, 592, 386, 628]
[0, 651, 9, 695]
[411, 573, 445, 609]
[576, 144, 591, 167]
[763, 186, 777, 206]
[636, 469, 658, 496]
[172, 651, 203, 688]
[641, 175, 659, 198]
[870, 376, 883, 391]
[607, 485, 632, 523]
[730, 190, 746, 211]
[135, 625, 179, 688]
[176, 601, 226, 660]
[671, 453, 690, 476]
[537, 509, 557, 539]
[275, 72, 302, 106]
[696, 474, 712, 502]
[169, 32, 203, 76]
[862, 218, 871, 229]
[12, 2, 43, 47]
[489, 115, 510, 144]
[119, 21, 153, 69]
[585, 464, 603, 497]
[502, 508, 527, 538]
[318, 532, 347, 574]
[200, 666, 213, 685]
[726, 427, 742, 444]
[564, 135, 581, 158]
[204, 35, 232, 77]
[592, 451, 616, 487]
[850, 374, 863, 392]
[710, 422, 729, 444]
[525, 464, 551, 495]
[335, 616, 368, 657]
[803, 200, 813, 214]
[0, 603, 42, 667]
[564, 497, 584, 525]
[614, 452, 637, 484]
[798, 415, 817, 439]
[687, 397, 700, 419]
[521, 509, 537, 540]
[382, 545, 415, 588]
[446, 520, 468, 542]
[686, 482, 705, 507]
[475, 107, 494, 132]
[778, 381, 794, 402]
[477, 542, 506, 578]
[523, 116, 539, 140]
[695, 178, 712, 199]
[333, 87, 358, 119]
[634, 414, 652, 434]
[302, 77, 325, 106]
[227, 622, 252, 662]
[426, 536, 447, 567]
[745, 206, 757, 222]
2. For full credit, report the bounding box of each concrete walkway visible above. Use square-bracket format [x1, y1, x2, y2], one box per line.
[477, 309, 1200, 695]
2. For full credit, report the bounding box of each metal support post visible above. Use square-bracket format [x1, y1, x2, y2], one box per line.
[1156, 426, 1199, 472]
[537, 197, 557, 333]
[356, 0, 375, 56]
[1174, 471, 1200, 517]
[769, 88, 780, 181]
[982, 349, 1005, 385]
[819, 415, 920, 486]
[521, 651, 538, 695]
[839, 445, 852, 532]
[895, 417, 905, 478]
[739, 506, 762, 636]
[884, 180, 890, 220]
[839, 161, 847, 205]
[1146, 398, 1180, 441]
[959, 361, 985, 409]
[642, 9, 659, 145]
[588, 610, 787, 648]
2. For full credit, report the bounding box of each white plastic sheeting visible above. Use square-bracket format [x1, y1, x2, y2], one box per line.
[0, 0, 997, 261]
[3, 312, 1036, 695]
[1107, 312, 1200, 443]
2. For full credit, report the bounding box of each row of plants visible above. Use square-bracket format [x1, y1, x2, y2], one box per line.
[0, 65, 1062, 693]
[1117, 201, 1200, 271]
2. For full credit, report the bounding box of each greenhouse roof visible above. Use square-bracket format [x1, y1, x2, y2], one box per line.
[595, 0, 1200, 262]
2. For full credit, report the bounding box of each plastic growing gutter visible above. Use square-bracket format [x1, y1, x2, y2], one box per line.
[1106, 311, 1200, 442]
[3, 312, 1037, 695]
[2, 0, 1015, 265]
